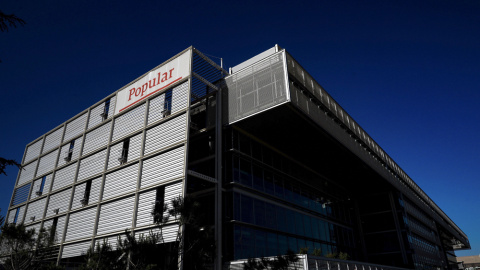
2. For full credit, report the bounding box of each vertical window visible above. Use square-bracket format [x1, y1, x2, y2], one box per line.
[50, 217, 59, 242]
[153, 186, 165, 223]
[101, 98, 111, 120]
[36, 176, 47, 196]
[118, 138, 130, 164]
[64, 140, 75, 162]
[162, 89, 172, 117]
[81, 180, 92, 206]
[13, 208, 20, 224]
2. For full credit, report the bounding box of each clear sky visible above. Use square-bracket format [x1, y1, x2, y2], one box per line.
[1, 0, 479, 257]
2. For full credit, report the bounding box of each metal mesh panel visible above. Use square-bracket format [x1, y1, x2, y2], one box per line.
[224, 51, 288, 124]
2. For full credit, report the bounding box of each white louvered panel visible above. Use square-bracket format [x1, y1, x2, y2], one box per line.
[63, 112, 88, 143]
[97, 196, 135, 236]
[82, 122, 111, 155]
[61, 241, 91, 258]
[71, 182, 87, 211]
[52, 162, 77, 192]
[17, 161, 37, 186]
[72, 137, 82, 159]
[7, 209, 16, 223]
[107, 141, 123, 170]
[136, 189, 156, 227]
[42, 127, 64, 154]
[17, 206, 25, 224]
[144, 114, 187, 155]
[36, 149, 59, 177]
[141, 146, 185, 188]
[147, 93, 166, 125]
[42, 218, 53, 231]
[46, 188, 71, 218]
[26, 223, 41, 236]
[164, 182, 182, 204]
[90, 177, 102, 205]
[108, 96, 116, 118]
[135, 224, 178, 243]
[31, 178, 42, 199]
[171, 81, 189, 114]
[128, 133, 142, 161]
[64, 207, 97, 242]
[42, 174, 53, 194]
[58, 136, 83, 167]
[112, 103, 146, 142]
[102, 163, 138, 201]
[25, 198, 47, 224]
[24, 139, 43, 163]
[56, 215, 67, 242]
[43, 215, 66, 243]
[77, 149, 107, 181]
[165, 182, 183, 222]
[88, 101, 106, 129]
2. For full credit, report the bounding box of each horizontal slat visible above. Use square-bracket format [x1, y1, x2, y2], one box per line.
[65, 207, 97, 242]
[71, 182, 87, 211]
[144, 114, 187, 155]
[112, 103, 146, 142]
[141, 146, 185, 188]
[36, 149, 59, 177]
[25, 198, 47, 224]
[82, 122, 111, 155]
[62, 241, 91, 258]
[63, 113, 87, 143]
[58, 136, 83, 167]
[17, 161, 37, 186]
[77, 150, 107, 181]
[103, 163, 138, 200]
[24, 139, 43, 163]
[171, 81, 189, 114]
[136, 189, 156, 228]
[147, 93, 166, 125]
[165, 182, 182, 222]
[46, 188, 72, 218]
[95, 234, 126, 251]
[128, 133, 143, 161]
[107, 141, 123, 170]
[25, 223, 41, 236]
[52, 163, 77, 192]
[97, 196, 135, 236]
[135, 224, 178, 243]
[43, 127, 64, 154]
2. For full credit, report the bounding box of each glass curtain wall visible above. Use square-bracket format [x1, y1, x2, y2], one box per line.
[225, 128, 357, 261]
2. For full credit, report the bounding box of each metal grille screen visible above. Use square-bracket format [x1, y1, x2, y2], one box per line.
[224, 51, 288, 124]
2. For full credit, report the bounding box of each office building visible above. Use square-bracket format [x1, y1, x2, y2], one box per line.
[3, 46, 470, 269]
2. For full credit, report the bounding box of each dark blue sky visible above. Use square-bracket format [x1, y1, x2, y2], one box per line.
[1, 0, 479, 256]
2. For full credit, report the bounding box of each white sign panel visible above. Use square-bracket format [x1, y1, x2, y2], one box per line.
[114, 50, 191, 114]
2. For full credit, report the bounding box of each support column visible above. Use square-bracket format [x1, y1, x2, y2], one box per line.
[214, 90, 223, 270]
[389, 192, 408, 266]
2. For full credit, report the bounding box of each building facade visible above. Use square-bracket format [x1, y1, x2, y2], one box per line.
[3, 46, 470, 269]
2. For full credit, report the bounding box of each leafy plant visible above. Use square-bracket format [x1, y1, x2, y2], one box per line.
[0, 223, 60, 270]
[243, 249, 299, 270]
